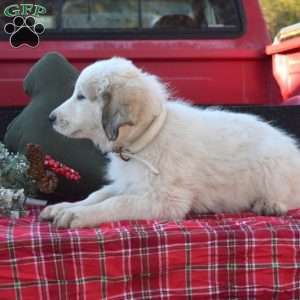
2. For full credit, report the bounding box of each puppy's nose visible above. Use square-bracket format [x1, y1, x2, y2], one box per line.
[48, 113, 57, 124]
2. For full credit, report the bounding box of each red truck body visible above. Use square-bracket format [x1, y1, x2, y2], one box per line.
[0, 1, 290, 107]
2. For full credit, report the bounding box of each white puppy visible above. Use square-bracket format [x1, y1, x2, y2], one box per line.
[40, 57, 300, 228]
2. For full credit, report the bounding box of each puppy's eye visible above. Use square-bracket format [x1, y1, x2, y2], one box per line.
[77, 94, 86, 101]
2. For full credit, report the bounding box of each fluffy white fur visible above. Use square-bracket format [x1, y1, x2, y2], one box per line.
[40, 57, 300, 228]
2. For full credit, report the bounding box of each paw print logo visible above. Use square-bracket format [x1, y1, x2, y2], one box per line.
[4, 16, 45, 48]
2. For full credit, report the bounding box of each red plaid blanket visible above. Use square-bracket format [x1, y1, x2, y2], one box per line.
[1, 208, 300, 300]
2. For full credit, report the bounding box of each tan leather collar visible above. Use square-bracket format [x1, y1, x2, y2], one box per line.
[114, 104, 167, 158]
[112, 105, 167, 176]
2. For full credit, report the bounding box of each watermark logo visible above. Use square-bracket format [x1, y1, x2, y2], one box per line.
[3, 4, 47, 48]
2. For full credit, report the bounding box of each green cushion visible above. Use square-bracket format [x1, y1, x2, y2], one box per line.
[4, 52, 108, 200]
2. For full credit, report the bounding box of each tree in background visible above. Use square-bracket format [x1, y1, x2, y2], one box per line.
[260, 0, 300, 37]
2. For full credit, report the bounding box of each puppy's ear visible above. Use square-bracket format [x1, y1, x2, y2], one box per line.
[101, 88, 135, 141]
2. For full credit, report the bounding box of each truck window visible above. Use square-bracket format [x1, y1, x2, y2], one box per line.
[0, 0, 244, 39]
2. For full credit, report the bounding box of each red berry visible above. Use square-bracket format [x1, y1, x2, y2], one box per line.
[58, 168, 64, 174]
[44, 154, 81, 181]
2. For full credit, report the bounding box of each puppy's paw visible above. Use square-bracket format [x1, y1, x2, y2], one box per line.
[39, 202, 74, 221]
[51, 207, 96, 228]
[52, 207, 79, 228]
[251, 200, 287, 216]
[69, 212, 97, 229]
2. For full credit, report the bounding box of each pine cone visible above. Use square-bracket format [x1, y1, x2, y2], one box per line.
[25, 144, 60, 194]
[26, 144, 45, 180]
[38, 171, 58, 194]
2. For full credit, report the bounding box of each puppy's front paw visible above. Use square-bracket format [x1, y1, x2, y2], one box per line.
[69, 210, 98, 228]
[52, 207, 79, 228]
[40, 202, 74, 221]
[51, 207, 96, 228]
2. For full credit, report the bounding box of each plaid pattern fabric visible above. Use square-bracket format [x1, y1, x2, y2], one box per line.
[1, 208, 300, 300]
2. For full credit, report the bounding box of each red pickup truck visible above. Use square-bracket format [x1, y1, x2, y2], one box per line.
[0, 0, 299, 110]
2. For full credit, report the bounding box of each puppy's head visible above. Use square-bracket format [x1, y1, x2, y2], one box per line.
[49, 57, 168, 153]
